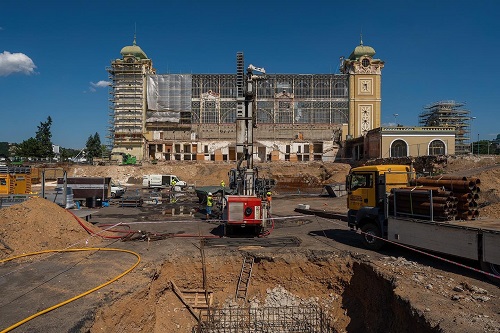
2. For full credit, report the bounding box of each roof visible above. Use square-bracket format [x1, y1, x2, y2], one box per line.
[348, 36, 376, 60]
[120, 36, 148, 59]
[351, 165, 411, 173]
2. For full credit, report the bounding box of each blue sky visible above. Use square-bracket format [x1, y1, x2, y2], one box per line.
[1, 0, 498, 149]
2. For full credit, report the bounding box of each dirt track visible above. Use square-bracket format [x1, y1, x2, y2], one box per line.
[1, 156, 499, 332]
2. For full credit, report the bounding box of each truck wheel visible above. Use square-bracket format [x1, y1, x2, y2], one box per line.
[360, 223, 384, 250]
[480, 260, 500, 284]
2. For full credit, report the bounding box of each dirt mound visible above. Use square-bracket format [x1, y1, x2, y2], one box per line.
[0, 197, 107, 257]
[67, 161, 351, 191]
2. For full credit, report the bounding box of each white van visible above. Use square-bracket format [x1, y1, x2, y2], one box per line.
[142, 174, 186, 189]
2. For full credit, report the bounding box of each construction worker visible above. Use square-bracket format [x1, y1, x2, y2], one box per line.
[171, 179, 177, 192]
[266, 191, 272, 213]
[206, 192, 213, 219]
[220, 180, 225, 188]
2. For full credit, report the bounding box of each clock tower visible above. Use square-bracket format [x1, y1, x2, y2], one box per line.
[341, 37, 385, 138]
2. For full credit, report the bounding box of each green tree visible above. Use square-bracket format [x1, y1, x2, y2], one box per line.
[16, 116, 54, 159]
[0, 142, 9, 158]
[60, 147, 81, 161]
[85, 132, 102, 163]
[16, 137, 39, 157]
[35, 116, 54, 158]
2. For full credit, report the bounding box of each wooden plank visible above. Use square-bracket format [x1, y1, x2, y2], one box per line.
[170, 280, 200, 321]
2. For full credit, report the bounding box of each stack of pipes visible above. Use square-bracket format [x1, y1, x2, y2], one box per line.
[389, 186, 458, 221]
[410, 176, 480, 220]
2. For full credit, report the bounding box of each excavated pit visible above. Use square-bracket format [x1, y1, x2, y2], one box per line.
[89, 253, 438, 333]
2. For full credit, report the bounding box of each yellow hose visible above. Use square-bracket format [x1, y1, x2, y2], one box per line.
[0, 248, 141, 333]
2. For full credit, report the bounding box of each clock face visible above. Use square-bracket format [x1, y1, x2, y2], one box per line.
[361, 58, 370, 67]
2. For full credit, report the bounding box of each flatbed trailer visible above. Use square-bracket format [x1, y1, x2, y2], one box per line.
[344, 164, 500, 279]
[386, 217, 500, 276]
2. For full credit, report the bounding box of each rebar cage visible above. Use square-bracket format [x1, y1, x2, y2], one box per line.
[195, 304, 337, 333]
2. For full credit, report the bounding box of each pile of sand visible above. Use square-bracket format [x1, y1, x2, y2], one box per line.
[0, 197, 110, 258]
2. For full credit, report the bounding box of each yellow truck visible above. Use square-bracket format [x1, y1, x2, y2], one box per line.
[347, 164, 500, 279]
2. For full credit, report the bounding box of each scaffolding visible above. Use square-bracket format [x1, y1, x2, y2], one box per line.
[419, 100, 472, 154]
[106, 56, 155, 150]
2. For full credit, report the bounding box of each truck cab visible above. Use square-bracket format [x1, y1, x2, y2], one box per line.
[346, 165, 413, 249]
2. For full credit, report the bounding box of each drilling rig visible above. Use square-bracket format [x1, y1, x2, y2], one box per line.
[223, 52, 275, 235]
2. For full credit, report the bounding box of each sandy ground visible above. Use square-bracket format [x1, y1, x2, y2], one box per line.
[0, 156, 499, 332]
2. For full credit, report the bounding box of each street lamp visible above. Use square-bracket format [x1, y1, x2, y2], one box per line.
[471, 117, 476, 154]
[478, 133, 480, 155]
[393, 113, 399, 126]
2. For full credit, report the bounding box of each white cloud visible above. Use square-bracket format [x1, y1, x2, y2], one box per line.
[88, 80, 110, 93]
[0, 51, 37, 76]
[91, 80, 110, 88]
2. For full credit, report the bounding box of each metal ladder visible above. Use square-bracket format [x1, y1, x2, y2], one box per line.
[235, 256, 254, 301]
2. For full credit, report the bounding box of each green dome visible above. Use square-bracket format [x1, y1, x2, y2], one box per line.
[120, 36, 148, 59]
[349, 37, 376, 60]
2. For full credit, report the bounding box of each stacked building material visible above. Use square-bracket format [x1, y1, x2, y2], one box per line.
[389, 187, 458, 221]
[410, 176, 480, 220]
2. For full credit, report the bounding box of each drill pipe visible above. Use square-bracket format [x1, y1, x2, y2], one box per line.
[391, 189, 454, 198]
[411, 178, 476, 191]
[426, 176, 481, 185]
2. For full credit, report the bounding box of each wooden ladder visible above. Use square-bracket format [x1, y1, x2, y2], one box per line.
[235, 256, 254, 301]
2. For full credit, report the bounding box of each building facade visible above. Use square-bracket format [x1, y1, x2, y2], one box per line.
[107, 38, 385, 162]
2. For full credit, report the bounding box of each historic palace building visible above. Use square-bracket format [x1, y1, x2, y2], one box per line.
[106, 36, 390, 162]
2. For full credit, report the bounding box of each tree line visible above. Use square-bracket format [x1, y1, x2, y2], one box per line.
[1, 116, 107, 163]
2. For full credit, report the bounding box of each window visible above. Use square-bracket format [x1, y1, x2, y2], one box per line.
[429, 140, 445, 156]
[349, 173, 373, 191]
[391, 139, 407, 157]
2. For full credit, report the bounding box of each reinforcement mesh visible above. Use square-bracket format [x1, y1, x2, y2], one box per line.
[196, 305, 336, 333]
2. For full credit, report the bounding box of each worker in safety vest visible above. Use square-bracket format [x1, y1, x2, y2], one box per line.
[171, 179, 177, 192]
[206, 192, 213, 219]
[266, 191, 272, 213]
[220, 180, 225, 188]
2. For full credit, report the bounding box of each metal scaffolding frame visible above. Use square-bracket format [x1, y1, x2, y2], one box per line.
[106, 57, 155, 149]
[419, 100, 472, 154]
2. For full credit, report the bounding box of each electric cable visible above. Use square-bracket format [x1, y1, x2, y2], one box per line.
[0, 248, 141, 333]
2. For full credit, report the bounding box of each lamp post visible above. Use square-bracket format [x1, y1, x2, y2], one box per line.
[393, 113, 399, 126]
[477, 133, 480, 155]
[471, 117, 476, 154]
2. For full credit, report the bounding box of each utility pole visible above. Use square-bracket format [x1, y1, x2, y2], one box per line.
[477, 133, 480, 155]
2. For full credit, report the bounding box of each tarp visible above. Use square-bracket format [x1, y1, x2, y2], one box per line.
[146, 74, 192, 123]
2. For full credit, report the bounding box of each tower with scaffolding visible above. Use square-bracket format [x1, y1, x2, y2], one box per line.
[106, 36, 156, 160]
[419, 100, 472, 154]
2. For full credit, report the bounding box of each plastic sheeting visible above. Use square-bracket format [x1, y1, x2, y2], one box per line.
[147, 74, 192, 123]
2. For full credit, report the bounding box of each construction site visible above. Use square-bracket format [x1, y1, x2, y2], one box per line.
[419, 101, 473, 155]
[0, 154, 499, 333]
[1, 38, 498, 333]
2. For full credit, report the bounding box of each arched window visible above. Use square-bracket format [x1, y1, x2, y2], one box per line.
[428, 140, 446, 156]
[391, 139, 408, 157]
